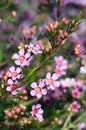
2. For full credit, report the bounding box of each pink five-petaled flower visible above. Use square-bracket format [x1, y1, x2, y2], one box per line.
[30, 80, 47, 99]
[55, 65, 67, 77]
[54, 56, 68, 68]
[6, 79, 18, 95]
[27, 43, 42, 55]
[8, 66, 22, 80]
[31, 104, 44, 122]
[12, 48, 33, 67]
[69, 101, 81, 112]
[46, 72, 60, 90]
[72, 89, 81, 99]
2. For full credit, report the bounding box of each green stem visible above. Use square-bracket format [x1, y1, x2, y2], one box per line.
[62, 112, 73, 130]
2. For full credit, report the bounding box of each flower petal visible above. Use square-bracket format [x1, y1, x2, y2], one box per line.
[31, 82, 37, 88]
[30, 90, 36, 96]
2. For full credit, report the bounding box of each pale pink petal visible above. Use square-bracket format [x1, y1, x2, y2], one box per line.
[52, 73, 58, 80]
[25, 53, 30, 59]
[22, 60, 29, 66]
[41, 88, 47, 95]
[11, 90, 17, 95]
[32, 105, 35, 110]
[16, 67, 21, 73]
[30, 90, 36, 96]
[8, 72, 12, 77]
[12, 77, 17, 80]
[8, 79, 13, 85]
[61, 65, 67, 70]
[15, 60, 20, 65]
[36, 93, 42, 99]
[6, 86, 11, 92]
[63, 60, 68, 65]
[50, 85, 55, 90]
[46, 72, 51, 79]
[17, 74, 21, 79]
[36, 104, 41, 109]
[13, 53, 19, 59]
[38, 109, 43, 114]
[54, 81, 60, 87]
[9, 66, 15, 72]
[39, 81, 44, 88]
[19, 48, 25, 55]
[29, 56, 33, 61]
[31, 82, 37, 88]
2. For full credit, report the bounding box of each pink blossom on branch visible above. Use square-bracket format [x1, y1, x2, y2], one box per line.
[6, 79, 26, 95]
[54, 56, 68, 69]
[27, 43, 42, 55]
[30, 80, 47, 99]
[72, 89, 81, 99]
[54, 56, 68, 77]
[46, 72, 60, 90]
[12, 48, 33, 67]
[30, 104, 44, 122]
[69, 101, 81, 112]
[8, 66, 22, 80]
[6, 79, 18, 95]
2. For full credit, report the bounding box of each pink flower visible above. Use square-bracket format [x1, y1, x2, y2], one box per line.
[54, 56, 68, 77]
[69, 101, 81, 112]
[54, 56, 68, 68]
[55, 66, 66, 77]
[12, 48, 33, 67]
[73, 80, 83, 90]
[28, 43, 42, 55]
[30, 80, 47, 99]
[6, 79, 26, 95]
[31, 104, 44, 122]
[8, 66, 22, 80]
[6, 79, 18, 95]
[72, 89, 81, 98]
[46, 72, 60, 90]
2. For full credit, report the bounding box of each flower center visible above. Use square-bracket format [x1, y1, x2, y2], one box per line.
[12, 71, 18, 77]
[32, 47, 38, 52]
[73, 92, 78, 97]
[56, 68, 61, 74]
[33, 108, 38, 114]
[19, 55, 25, 63]
[35, 87, 41, 94]
[10, 84, 16, 90]
[48, 78, 54, 85]
[72, 104, 77, 110]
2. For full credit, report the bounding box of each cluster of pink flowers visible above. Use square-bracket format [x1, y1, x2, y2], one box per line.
[30, 55, 86, 121]
[30, 72, 61, 99]
[5, 52, 84, 121]
[6, 42, 42, 96]
[6, 66, 22, 95]
[60, 78, 84, 112]
[72, 80, 83, 99]
[54, 56, 68, 77]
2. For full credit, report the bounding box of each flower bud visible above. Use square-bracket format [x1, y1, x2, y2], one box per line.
[12, 11, 17, 17]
